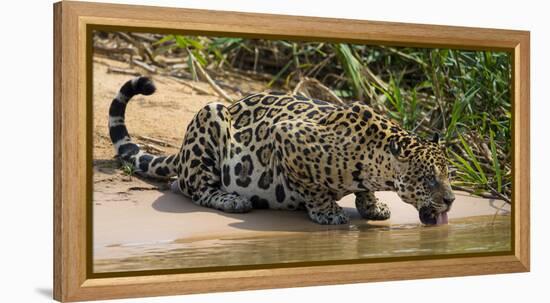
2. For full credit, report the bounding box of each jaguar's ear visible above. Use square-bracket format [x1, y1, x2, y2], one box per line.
[389, 139, 401, 156]
[389, 139, 407, 162]
[431, 133, 440, 144]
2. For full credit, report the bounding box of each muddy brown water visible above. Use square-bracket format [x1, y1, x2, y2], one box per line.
[94, 215, 510, 273]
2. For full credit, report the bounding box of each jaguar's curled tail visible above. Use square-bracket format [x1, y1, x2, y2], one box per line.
[109, 76, 179, 179]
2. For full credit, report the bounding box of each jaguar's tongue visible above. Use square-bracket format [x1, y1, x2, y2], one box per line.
[436, 212, 449, 225]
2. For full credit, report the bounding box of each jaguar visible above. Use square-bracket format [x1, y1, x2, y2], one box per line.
[108, 76, 455, 225]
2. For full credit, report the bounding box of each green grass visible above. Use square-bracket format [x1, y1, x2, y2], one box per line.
[120, 161, 137, 178]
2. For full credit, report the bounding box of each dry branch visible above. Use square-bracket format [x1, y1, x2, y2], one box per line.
[107, 67, 141, 76]
[155, 55, 186, 65]
[93, 45, 136, 57]
[188, 50, 234, 103]
[136, 135, 177, 148]
[141, 143, 165, 154]
[132, 59, 157, 73]
[165, 75, 212, 95]
[128, 186, 161, 191]
[451, 185, 511, 204]
[380, 46, 428, 68]
[364, 66, 388, 91]
[293, 77, 345, 105]
[129, 32, 159, 43]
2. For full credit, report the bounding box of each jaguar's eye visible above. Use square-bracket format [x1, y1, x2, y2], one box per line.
[426, 175, 437, 188]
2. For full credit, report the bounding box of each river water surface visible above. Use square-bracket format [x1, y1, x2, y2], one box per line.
[94, 215, 511, 273]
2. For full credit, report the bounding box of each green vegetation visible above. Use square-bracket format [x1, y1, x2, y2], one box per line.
[120, 160, 137, 178]
[95, 32, 512, 202]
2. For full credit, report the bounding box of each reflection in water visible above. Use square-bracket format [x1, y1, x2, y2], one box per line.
[94, 215, 511, 273]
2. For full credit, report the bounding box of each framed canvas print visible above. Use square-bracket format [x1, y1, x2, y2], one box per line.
[53, 1, 530, 302]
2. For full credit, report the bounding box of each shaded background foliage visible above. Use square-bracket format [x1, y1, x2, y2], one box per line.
[94, 31, 512, 202]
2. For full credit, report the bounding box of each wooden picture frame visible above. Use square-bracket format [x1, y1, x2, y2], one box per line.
[53, 1, 530, 301]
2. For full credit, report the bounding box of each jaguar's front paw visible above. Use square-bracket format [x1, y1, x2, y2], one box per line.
[358, 202, 391, 220]
[218, 194, 253, 213]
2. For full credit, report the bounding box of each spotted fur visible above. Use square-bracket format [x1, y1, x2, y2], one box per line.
[109, 77, 455, 225]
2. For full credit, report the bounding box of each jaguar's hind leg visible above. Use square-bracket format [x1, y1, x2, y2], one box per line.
[175, 102, 252, 213]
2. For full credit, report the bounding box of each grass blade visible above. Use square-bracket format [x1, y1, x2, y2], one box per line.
[489, 129, 502, 192]
[458, 134, 487, 184]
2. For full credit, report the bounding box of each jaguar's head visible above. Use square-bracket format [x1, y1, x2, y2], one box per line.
[389, 133, 455, 225]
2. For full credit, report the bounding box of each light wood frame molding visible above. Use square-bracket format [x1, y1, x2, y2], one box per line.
[53, 1, 530, 301]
